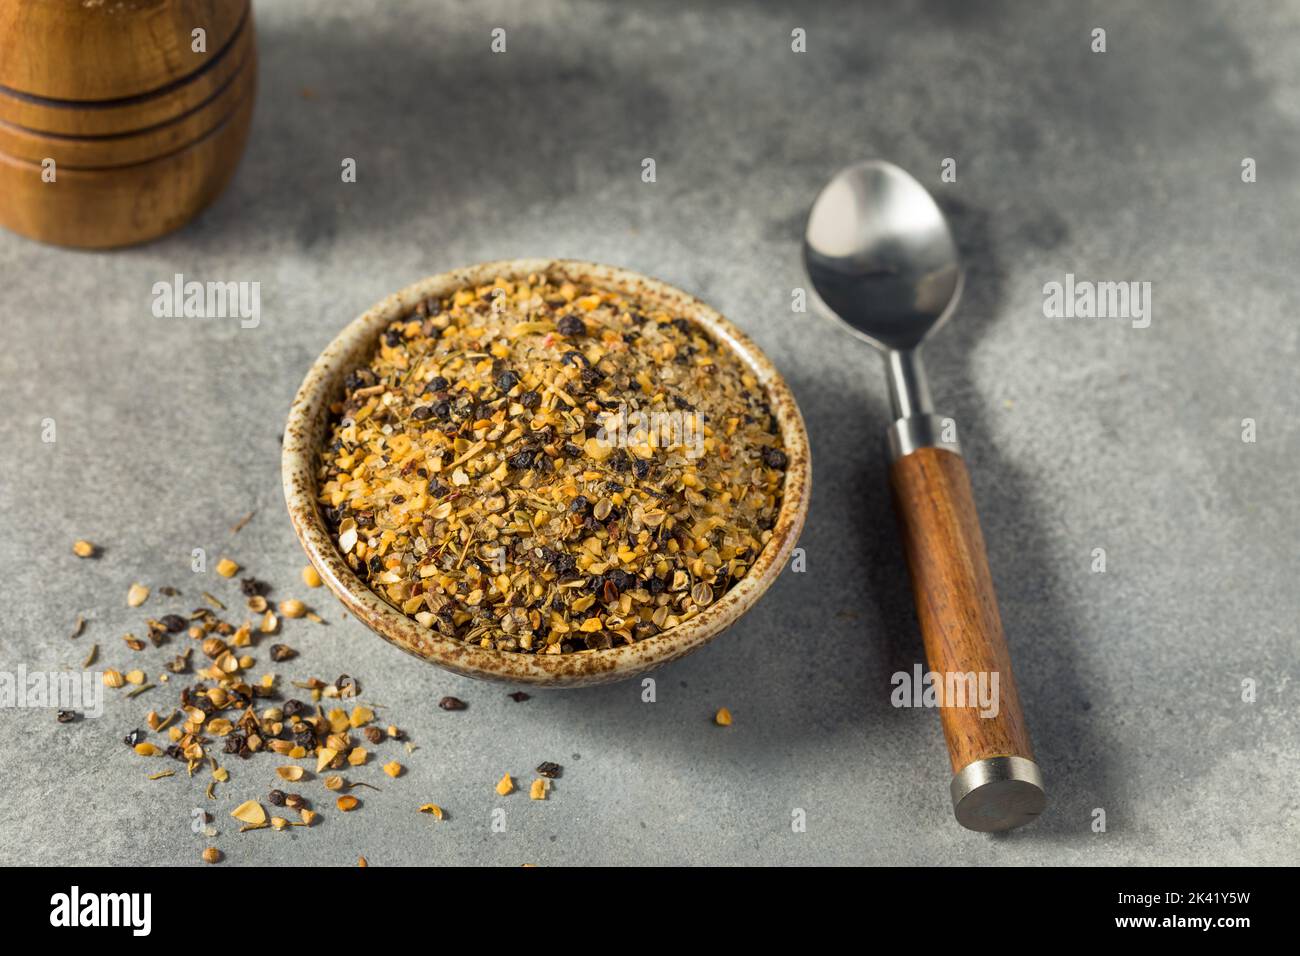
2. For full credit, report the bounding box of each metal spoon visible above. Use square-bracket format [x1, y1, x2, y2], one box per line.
[804, 160, 1046, 832]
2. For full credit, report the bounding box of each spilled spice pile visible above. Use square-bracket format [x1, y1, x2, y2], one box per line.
[70, 541, 567, 863]
[76, 548, 422, 860]
[317, 273, 788, 653]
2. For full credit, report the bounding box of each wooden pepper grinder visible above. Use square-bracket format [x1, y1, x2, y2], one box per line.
[0, 0, 256, 248]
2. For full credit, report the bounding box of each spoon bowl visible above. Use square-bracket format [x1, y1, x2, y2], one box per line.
[803, 160, 962, 352]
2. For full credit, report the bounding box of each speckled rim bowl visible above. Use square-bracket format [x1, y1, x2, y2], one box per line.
[283, 259, 811, 687]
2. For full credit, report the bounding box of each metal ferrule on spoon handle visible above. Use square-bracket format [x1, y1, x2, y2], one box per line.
[884, 346, 1045, 832]
[884, 347, 962, 459]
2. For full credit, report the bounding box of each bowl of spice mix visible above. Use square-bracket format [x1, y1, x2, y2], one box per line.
[283, 260, 810, 686]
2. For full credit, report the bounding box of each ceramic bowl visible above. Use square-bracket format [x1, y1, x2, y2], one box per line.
[282, 259, 811, 687]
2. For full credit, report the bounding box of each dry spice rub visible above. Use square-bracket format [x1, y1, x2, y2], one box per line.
[317, 273, 789, 654]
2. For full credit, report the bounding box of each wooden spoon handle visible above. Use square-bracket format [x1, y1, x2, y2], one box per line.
[889, 444, 1045, 831]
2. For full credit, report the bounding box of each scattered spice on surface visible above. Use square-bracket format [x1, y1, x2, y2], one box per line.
[240, 577, 268, 597]
[202, 847, 222, 864]
[230, 512, 255, 534]
[316, 273, 787, 654]
[714, 706, 732, 726]
[215, 558, 240, 578]
[73, 539, 98, 558]
[508, 691, 530, 703]
[57, 710, 78, 723]
[231, 800, 266, 826]
[315, 748, 339, 773]
[66, 548, 623, 865]
[535, 761, 562, 779]
[279, 599, 306, 619]
[301, 565, 322, 588]
[126, 583, 150, 608]
[70, 615, 85, 639]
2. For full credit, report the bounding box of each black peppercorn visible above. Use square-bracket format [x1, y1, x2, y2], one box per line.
[240, 577, 268, 597]
[557, 314, 586, 336]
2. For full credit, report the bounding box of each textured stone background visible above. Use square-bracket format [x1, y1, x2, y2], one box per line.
[0, 0, 1296, 866]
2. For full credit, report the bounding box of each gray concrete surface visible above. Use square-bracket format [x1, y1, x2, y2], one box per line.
[1, 0, 1297, 866]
